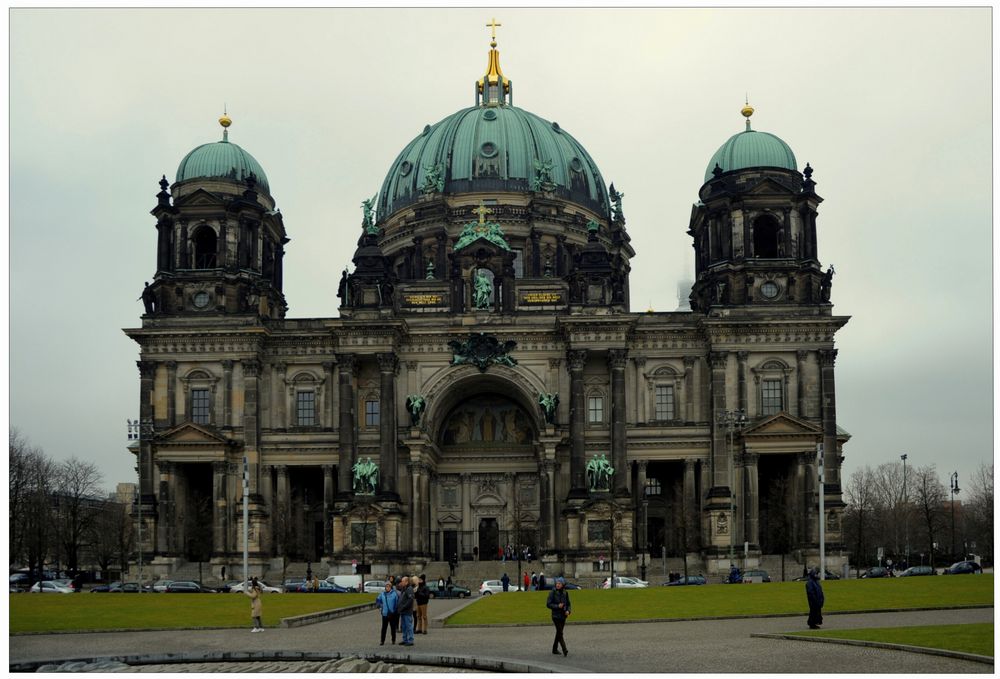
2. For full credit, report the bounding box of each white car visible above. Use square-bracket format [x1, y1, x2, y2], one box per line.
[363, 580, 385, 593]
[479, 579, 523, 595]
[229, 580, 284, 594]
[30, 581, 74, 593]
[152, 579, 174, 593]
[601, 576, 648, 589]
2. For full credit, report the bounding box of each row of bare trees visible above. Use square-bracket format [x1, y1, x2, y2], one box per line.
[9, 429, 133, 579]
[843, 459, 993, 574]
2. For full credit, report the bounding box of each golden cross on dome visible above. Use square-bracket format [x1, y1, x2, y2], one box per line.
[486, 17, 501, 46]
[474, 201, 493, 225]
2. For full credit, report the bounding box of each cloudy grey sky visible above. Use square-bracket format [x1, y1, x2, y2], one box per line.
[9, 7, 992, 497]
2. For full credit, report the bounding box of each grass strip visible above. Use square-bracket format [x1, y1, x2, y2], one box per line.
[9, 593, 374, 633]
[791, 623, 994, 657]
[446, 576, 993, 626]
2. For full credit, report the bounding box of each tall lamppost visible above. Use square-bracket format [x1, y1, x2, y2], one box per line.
[716, 409, 748, 564]
[900, 453, 908, 564]
[950, 472, 960, 559]
[127, 417, 153, 592]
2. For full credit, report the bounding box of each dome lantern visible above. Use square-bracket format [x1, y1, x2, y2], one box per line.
[476, 17, 512, 107]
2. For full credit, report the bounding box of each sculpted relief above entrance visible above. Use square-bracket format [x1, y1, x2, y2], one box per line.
[440, 395, 533, 448]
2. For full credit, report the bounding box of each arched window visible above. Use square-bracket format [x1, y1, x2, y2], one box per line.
[752, 215, 781, 259]
[192, 225, 218, 269]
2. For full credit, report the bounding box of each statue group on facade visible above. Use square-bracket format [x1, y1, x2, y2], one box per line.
[406, 394, 426, 426]
[586, 454, 615, 492]
[352, 457, 379, 495]
[538, 392, 559, 425]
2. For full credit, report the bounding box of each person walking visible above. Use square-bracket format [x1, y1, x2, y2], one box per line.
[523, 571, 530, 592]
[438, 576, 445, 590]
[501, 572, 510, 592]
[415, 575, 431, 635]
[397, 575, 416, 646]
[538, 572, 546, 590]
[546, 577, 572, 656]
[375, 581, 399, 645]
[531, 571, 538, 591]
[245, 577, 264, 632]
[805, 567, 825, 629]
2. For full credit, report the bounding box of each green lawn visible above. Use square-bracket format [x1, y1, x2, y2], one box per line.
[9, 593, 374, 634]
[793, 623, 994, 657]
[446, 576, 994, 626]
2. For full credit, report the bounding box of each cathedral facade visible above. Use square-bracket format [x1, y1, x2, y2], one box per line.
[126, 34, 849, 580]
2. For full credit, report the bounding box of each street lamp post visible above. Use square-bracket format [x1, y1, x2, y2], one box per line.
[716, 409, 748, 565]
[950, 472, 960, 559]
[900, 454, 908, 564]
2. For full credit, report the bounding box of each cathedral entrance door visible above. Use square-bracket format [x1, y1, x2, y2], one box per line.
[479, 518, 499, 560]
[443, 530, 458, 563]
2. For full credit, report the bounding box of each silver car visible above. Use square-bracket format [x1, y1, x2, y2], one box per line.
[30, 581, 74, 593]
[479, 579, 522, 595]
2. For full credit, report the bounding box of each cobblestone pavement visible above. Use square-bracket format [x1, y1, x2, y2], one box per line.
[9, 600, 993, 673]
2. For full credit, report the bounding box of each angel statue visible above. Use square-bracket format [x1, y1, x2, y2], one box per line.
[361, 194, 378, 234]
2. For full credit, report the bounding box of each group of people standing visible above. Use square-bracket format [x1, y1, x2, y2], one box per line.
[375, 574, 431, 646]
[496, 544, 533, 562]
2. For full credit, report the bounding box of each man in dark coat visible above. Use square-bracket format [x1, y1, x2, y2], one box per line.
[501, 573, 510, 592]
[806, 567, 825, 629]
[538, 572, 547, 590]
[397, 576, 416, 646]
[545, 577, 572, 656]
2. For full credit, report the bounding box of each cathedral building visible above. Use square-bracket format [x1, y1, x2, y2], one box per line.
[126, 30, 849, 581]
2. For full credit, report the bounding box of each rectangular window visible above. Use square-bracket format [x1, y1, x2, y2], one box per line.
[588, 520, 611, 543]
[296, 391, 316, 426]
[588, 396, 604, 423]
[761, 379, 783, 415]
[191, 388, 210, 424]
[512, 249, 524, 278]
[351, 522, 377, 547]
[654, 385, 675, 421]
[365, 400, 380, 427]
[644, 478, 662, 496]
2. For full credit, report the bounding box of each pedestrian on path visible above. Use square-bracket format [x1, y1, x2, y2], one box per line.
[415, 575, 430, 635]
[805, 567, 824, 629]
[531, 571, 537, 590]
[375, 581, 399, 645]
[546, 577, 571, 656]
[501, 573, 510, 592]
[398, 576, 416, 646]
[538, 572, 546, 590]
[523, 571, 530, 591]
[245, 577, 263, 632]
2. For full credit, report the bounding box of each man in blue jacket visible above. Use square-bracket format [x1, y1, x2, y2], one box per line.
[375, 581, 399, 645]
[805, 567, 824, 629]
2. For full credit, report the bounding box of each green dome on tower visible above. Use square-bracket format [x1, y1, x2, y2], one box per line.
[703, 104, 797, 183]
[175, 115, 270, 193]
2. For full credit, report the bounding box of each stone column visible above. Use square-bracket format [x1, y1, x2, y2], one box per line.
[218, 218, 228, 267]
[322, 464, 335, 555]
[530, 229, 541, 277]
[800, 451, 817, 543]
[636, 461, 648, 551]
[567, 349, 588, 497]
[274, 362, 288, 430]
[276, 465, 289, 554]
[683, 458, 698, 549]
[212, 461, 228, 554]
[796, 350, 808, 418]
[633, 357, 646, 424]
[420, 468, 431, 555]
[683, 356, 696, 423]
[221, 360, 233, 428]
[322, 361, 335, 429]
[737, 351, 749, 414]
[137, 360, 157, 498]
[436, 233, 447, 280]
[261, 465, 274, 552]
[818, 349, 839, 490]
[460, 473, 473, 555]
[165, 361, 177, 427]
[743, 452, 760, 548]
[337, 354, 357, 497]
[178, 220, 189, 268]
[376, 353, 399, 498]
[409, 463, 422, 552]
[156, 460, 173, 554]
[242, 360, 261, 493]
[608, 349, 629, 495]
[708, 351, 730, 489]
[413, 236, 424, 278]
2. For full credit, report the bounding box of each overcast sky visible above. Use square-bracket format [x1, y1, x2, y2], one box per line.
[8, 7, 992, 499]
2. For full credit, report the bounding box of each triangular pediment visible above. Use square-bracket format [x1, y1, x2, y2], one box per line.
[744, 412, 823, 437]
[437, 512, 463, 524]
[157, 422, 233, 446]
[745, 176, 797, 196]
[173, 188, 226, 208]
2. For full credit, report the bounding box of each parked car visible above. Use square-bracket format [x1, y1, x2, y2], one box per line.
[165, 580, 212, 593]
[425, 581, 471, 598]
[665, 575, 706, 586]
[794, 570, 840, 581]
[90, 581, 121, 593]
[283, 579, 306, 592]
[292, 580, 351, 593]
[151, 580, 174, 593]
[741, 570, 771, 583]
[860, 566, 892, 579]
[942, 561, 983, 575]
[325, 575, 362, 592]
[536, 580, 582, 590]
[229, 580, 284, 594]
[29, 581, 74, 594]
[110, 582, 153, 593]
[479, 579, 524, 595]
[363, 580, 385, 593]
[9, 573, 32, 590]
[601, 576, 648, 589]
[898, 565, 936, 577]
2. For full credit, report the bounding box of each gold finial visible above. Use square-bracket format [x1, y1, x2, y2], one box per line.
[474, 201, 493, 225]
[741, 97, 754, 131]
[486, 17, 501, 47]
[219, 114, 232, 128]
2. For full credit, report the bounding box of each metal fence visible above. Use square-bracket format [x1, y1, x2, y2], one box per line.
[428, 530, 539, 562]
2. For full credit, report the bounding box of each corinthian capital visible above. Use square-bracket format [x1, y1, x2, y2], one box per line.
[566, 349, 588, 372]
[607, 348, 628, 370]
[376, 352, 399, 374]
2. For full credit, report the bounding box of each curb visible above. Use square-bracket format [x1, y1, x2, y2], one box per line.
[281, 602, 376, 627]
[8, 650, 570, 673]
[430, 596, 481, 628]
[441, 604, 995, 628]
[751, 632, 995, 665]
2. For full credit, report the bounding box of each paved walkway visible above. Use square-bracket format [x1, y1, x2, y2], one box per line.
[9, 600, 993, 673]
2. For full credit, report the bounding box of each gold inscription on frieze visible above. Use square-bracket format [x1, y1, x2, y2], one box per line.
[521, 292, 563, 304]
[404, 294, 444, 305]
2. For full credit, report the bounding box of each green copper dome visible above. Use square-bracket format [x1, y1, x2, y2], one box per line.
[704, 129, 797, 183]
[176, 139, 270, 193]
[379, 105, 608, 217]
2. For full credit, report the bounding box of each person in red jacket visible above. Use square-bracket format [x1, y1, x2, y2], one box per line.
[523, 571, 530, 592]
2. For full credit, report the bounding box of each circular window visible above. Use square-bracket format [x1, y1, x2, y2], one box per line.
[482, 109, 497, 121]
[760, 281, 780, 299]
[399, 161, 412, 177]
[480, 142, 498, 158]
[193, 291, 210, 309]
[570, 157, 583, 173]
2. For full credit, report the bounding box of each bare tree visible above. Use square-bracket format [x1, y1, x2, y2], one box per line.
[965, 463, 993, 563]
[53, 458, 104, 574]
[843, 466, 879, 577]
[872, 461, 907, 557]
[90, 500, 132, 581]
[912, 465, 947, 568]
[10, 431, 56, 579]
